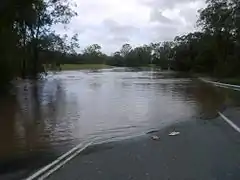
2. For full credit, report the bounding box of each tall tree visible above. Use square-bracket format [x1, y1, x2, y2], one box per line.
[120, 44, 132, 57]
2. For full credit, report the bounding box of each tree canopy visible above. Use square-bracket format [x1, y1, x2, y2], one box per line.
[1, 0, 240, 89]
[0, 0, 76, 85]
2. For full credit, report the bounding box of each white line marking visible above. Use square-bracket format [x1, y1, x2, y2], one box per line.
[199, 78, 240, 91]
[218, 112, 240, 133]
[213, 81, 240, 88]
[39, 143, 92, 179]
[214, 85, 240, 91]
[26, 142, 92, 180]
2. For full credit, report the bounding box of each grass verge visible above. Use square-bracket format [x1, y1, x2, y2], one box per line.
[60, 64, 111, 70]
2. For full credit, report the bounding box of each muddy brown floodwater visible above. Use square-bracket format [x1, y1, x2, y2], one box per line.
[0, 68, 239, 179]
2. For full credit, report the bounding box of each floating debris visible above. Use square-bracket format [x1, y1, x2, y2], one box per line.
[147, 130, 159, 134]
[169, 131, 180, 136]
[151, 135, 160, 140]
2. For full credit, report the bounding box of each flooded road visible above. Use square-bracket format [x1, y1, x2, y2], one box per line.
[0, 68, 239, 179]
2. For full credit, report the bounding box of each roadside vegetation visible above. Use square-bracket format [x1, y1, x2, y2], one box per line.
[0, 0, 77, 87]
[60, 64, 111, 70]
[0, 0, 240, 90]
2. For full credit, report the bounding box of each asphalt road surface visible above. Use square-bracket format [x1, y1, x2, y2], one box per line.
[46, 109, 240, 180]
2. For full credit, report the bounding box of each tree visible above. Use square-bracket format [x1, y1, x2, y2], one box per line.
[69, 33, 80, 54]
[82, 44, 105, 64]
[124, 45, 152, 67]
[150, 43, 161, 62]
[27, 0, 76, 77]
[83, 44, 101, 55]
[107, 51, 124, 66]
[197, 0, 238, 76]
[0, 0, 77, 87]
[120, 44, 132, 57]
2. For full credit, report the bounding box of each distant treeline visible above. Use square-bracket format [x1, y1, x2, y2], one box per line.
[45, 0, 240, 78]
[1, 0, 240, 89]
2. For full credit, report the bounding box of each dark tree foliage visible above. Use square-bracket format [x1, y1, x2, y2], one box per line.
[106, 0, 240, 74]
[0, 0, 76, 86]
[1, 0, 240, 90]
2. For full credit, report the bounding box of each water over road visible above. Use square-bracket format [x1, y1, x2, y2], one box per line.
[1, 68, 240, 179]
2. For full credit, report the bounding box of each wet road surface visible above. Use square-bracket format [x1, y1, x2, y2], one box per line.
[1, 68, 240, 179]
[47, 116, 240, 180]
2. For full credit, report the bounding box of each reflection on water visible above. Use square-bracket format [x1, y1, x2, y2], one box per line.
[0, 68, 239, 179]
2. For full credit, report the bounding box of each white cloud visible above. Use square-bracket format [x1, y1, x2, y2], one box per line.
[54, 0, 205, 54]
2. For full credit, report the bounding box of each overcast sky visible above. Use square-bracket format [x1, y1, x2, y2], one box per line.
[55, 0, 205, 54]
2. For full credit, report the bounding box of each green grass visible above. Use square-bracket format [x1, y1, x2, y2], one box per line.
[60, 64, 111, 70]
